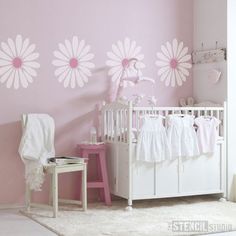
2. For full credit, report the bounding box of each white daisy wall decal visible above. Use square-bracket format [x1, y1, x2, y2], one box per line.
[106, 37, 145, 87]
[155, 38, 192, 87]
[52, 36, 95, 88]
[0, 35, 40, 89]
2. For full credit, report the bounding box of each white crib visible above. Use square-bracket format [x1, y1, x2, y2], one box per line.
[101, 101, 227, 208]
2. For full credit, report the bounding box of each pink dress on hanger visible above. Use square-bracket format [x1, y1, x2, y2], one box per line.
[195, 116, 221, 154]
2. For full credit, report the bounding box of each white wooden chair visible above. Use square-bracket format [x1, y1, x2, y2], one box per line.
[21, 114, 87, 218]
[26, 162, 87, 218]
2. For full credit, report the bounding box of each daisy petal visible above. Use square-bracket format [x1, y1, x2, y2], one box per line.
[80, 62, 95, 68]
[157, 52, 169, 62]
[8, 38, 17, 57]
[22, 44, 36, 58]
[117, 40, 125, 58]
[111, 68, 122, 82]
[159, 69, 170, 82]
[54, 51, 68, 61]
[161, 45, 171, 59]
[0, 59, 12, 66]
[171, 70, 176, 87]
[106, 60, 121, 67]
[0, 68, 13, 83]
[19, 68, 28, 88]
[65, 39, 73, 58]
[79, 65, 92, 77]
[177, 47, 188, 60]
[132, 46, 141, 58]
[58, 67, 70, 82]
[165, 70, 172, 87]
[75, 69, 84, 87]
[0, 50, 12, 61]
[178, 66, 190, 76]
[24, 61, 40, 69]
[178, 70, 187, 82]
[72, 36, 78, 57]
[108, 66, 122, 76]
[24, 70, 34, 83]
[14, 70, 20, 89]
[20, 38, 29, 57]
[70, 70, 76, 88]
[24, 53, 39, 61]
[175, 70, 183, 86]
[79, 45, 90, 59]
[52, 60, 68, 67]
[172, 39, 178, 58]
[155, 60, 169, 67]
[15, 35, 22, 56]
[6, 70, 15, 88]
[77, 40, 85, 56]
[23, 66, 37, 77]
[124, 37, 130, 56]
[111, 44, 122, 60]
[63, 70, 72, 88]
[166, 41, 173, 59]
[107, 52, 120, 62]
[128, 40, 136, 57]
[1, 42, 14, 57]
[0, 65, 11, 76]
[80, 53, 94, 62]
[179, 62, 192, 69]
[179, 54, 191, 63]
[176, 41, 184, 58]
[136, 54, 144, 61]
[59, 43, 70, 58]
[158, 66, 169, 76]
[79, 69, 89, 83]
[55, 65, 68, 77]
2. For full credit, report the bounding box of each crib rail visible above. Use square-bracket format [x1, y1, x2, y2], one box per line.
[101, 101, 226, 144]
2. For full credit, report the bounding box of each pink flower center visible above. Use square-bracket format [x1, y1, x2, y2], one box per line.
[122, 58, 130, 68]
[12, 57, 22, 68]
[170, 58, 178, 69]
[69, 58, 78, 68]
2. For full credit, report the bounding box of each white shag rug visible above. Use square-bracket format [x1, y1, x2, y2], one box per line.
[21, 196, 236, 236]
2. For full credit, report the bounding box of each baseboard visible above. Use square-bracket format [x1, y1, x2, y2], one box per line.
[0, 204, 25, 210]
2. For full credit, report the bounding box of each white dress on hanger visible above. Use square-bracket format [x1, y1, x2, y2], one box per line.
[167, 115, 200, 159]
[195, 116, 221, 154]
[136, 116, 170, 162]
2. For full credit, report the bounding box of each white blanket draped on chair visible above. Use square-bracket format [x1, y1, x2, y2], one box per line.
[19, 114, 55, 191]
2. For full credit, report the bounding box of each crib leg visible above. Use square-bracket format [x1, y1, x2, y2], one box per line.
[125, 198, 133, 211]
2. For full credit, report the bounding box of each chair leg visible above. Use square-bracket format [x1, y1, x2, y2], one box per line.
[99, 152, 111, 206]
[52, 169, 58, 218]
[82, 163, 87, 211]
[49, 174, 53, 205]
[25, 183, 31, 212]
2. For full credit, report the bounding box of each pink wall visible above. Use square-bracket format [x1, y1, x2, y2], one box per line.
[0, 0, 193, 204]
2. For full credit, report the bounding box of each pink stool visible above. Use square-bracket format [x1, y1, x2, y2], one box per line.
[77, 143, 111, 206]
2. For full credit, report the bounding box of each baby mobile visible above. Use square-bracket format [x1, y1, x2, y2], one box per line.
[106, 37, 156, 106]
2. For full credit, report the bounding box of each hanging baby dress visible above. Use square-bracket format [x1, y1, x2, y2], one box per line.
[195, 116, 221, 154]
[136, 116, 170, 162]
[167, 115, 200, 159]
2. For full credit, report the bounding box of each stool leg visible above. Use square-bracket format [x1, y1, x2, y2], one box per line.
[96, 155, 104, 202]
[99, 151, 111, 206]
[52, 168, 58, 218]
[82, 163, 87, 211]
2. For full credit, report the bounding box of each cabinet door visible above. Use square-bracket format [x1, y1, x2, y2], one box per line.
[180, 144, 222, 194]
[156, 158, 179, 197]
